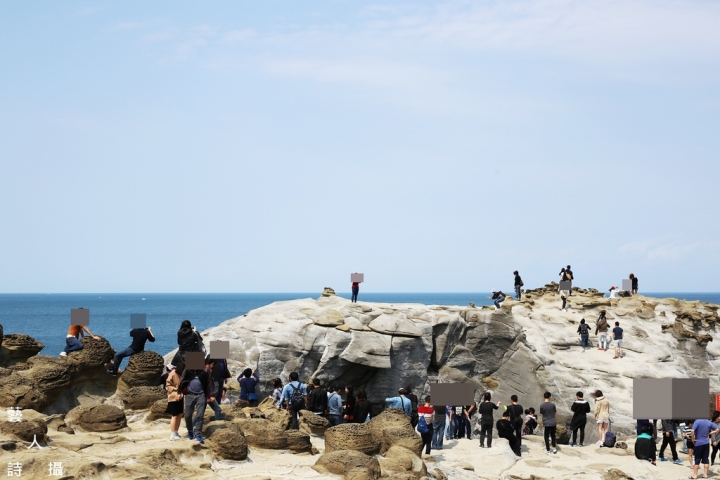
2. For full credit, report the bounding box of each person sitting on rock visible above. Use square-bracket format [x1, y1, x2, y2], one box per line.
[523, 408, 537, 436]
[497, 410, 521, 457]
[107, 326, 154, 375]
[488, 290, 506, 310]
[238, 367, 260, 407]
[634, 424, 657, 465]
[60, 322, 101, 357]
[385, 388, 412, 417]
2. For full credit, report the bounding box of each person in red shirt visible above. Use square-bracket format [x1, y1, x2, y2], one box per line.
[351, 282, 360, 303]
[61, 322, 100, 357]
[418, 396, 435, 455]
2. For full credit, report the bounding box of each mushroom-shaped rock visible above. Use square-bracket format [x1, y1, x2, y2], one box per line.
[367, 408, 413, 445]
[1, 334, 44, 362]
[65, 404, 127, 432]
[209, 428, 248, 460]
[299, 409, 330, 436]
[65, 337, 114, 369]
[368, 314, 422, 337]
[378, 445, 427, 478]
[120, 386, 166, 410]
[116, 351, 164, 392]
[381, 425, 423, 456]
[0, 419, 47, 442]
[325, 422, 381, 455]
[312, 450, 381, 480]
[146, 398, 172, 422]
[236, 418, 288, 449]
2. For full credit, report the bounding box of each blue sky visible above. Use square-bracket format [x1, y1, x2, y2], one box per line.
[1, 1, 719, 293]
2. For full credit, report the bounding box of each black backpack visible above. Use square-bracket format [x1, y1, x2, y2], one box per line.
[290, 382, 305, 410]
[579, 323, 590, 335]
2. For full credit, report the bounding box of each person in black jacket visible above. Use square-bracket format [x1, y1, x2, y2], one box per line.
[630, 273, 638, 295]
[352, 388, 372, 423]
[344, 386, 356, 422]
[178, 320, 203, 353]
[107, 326, 155, 375]
[497, 411, 521, 456]
[210, 358, 231, 420]
[507, 395, 524, 446]
[478, 392, 501, 447]
[182, 356, 215, 444]
[307, 378, 328, 416]
[513, 271, 524, 301]
[635, 424, 657, 464]
[570, 391, 591, 446]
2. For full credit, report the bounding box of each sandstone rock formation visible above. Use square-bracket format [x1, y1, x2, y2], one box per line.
[65, 404, 127, 432]
[325, 422, 381, 455]
[313, 449, 382, 480]
[116, 350, 164, 392]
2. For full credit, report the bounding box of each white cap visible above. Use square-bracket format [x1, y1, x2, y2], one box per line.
[492, 289, 498, 293]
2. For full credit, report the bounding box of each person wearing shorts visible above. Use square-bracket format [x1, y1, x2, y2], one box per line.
[612, 322, 623, 359]
[593, 390, 610, 443]
[691, 418, 720, 479]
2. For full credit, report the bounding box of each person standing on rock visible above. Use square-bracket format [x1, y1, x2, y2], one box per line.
[577, 319, 590, 351]
[328, 385, 344, 426]
[489, 290, 506, 310]
[351, 281, 360, 303]
[210, 357, 231, 419]
[595, 311, 610, 351]
[709, 411, 720, 465]
[497, 410, 521, 457]
[464, 402, 477, 440]
[691, 417, 719, 479]
[61, 321, 101, 357]
[272, 378, 284, 409]
[478, 392, 501, 448]
[344, 386, 356, 423]
[385, 388, 412, 417]
[418, 396, 435, 455]
[352, 389, 372, 423]
[164, 363, 184, 441]
[506, 395, 524, 447]
[569, 391, 590, 447]
[308, 378, 328, 417]
[172, 320, 204, 366]
[181, 356, 214, 444]
[565, 265, 574, 295]
[612, 321, 624, 359]
[630, 273, 638, 295]
[445, 405, 454, 440]
[452, 405, 465, 439]
[659, 418, 682, 464]
[282, 372, 307, 429]
[513, 271, 524, 301]
[593, 390, 610, 444]
[540, 392, 558, 454]
[107, 326, 155, 375]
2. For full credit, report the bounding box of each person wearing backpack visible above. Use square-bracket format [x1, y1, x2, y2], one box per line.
[577, 319, 590, 351]
[506, 395, 524, 447]
[565, 265, 573, 295]
[417, 396, 435, 455]
[281, 372, 307, 430]
[570, 391, 590, 447]
[595, 311, 610, 351]
[593, 390, 610, 445]
[328, 385, 344, 426]
[513, 271, 524, 301]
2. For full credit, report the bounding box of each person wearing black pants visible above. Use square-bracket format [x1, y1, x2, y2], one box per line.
[478, 392, 501, 448]
[418, 397, 435, 455]
[658, 419, 680, 463]
[507, 395, 524, 447]
[497, 411, 521, 457]
[540, 391, 558, 454]
[710, 411, 720, 465]
[570, 391, 590, 446]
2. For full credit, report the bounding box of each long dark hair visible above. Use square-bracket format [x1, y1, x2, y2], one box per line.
[356, 388, 367, 402]
[181, 320, 192, 329]
[273, 378, 282, 389]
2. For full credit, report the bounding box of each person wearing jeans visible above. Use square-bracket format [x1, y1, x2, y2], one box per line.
[108, 327, 155, 375]
[183, 356, 213, 444]
[577, 319, 590, 351]
[431, 407, 446, 449]
[513, 271, 523, 301]
[61, 323, 100, 356]
[445, 406, 454, 440]
[418, 397, 434, 455]
[453, 405, 464, 438]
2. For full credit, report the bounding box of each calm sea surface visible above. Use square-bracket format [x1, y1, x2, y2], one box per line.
[1, 292, 718, 359]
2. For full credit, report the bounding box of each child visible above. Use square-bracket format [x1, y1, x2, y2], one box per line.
[681, 421, 694, 469]
[523, 408, 537, 436]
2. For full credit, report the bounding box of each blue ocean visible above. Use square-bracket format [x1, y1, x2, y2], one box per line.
[1, 292, 718, 359]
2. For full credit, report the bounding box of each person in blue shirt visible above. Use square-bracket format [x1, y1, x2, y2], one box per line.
[327, 385, 344, 426]
[385, 388, 412, 416]
[238, 368, 260, 407]
[691, 417, 720, 479]
[612, 322, 624, 359]
[281, 372, 307, 429]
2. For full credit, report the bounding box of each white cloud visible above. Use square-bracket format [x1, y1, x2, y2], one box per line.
[619, 238, 714, 261]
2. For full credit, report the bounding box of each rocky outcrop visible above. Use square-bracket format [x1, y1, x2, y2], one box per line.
[209, 428, 248, 460]
[0, 334, 44, 365]
[116, 351, 164, 392]
[146, 398, 171, 421]
[119, 385, 166, 410]
[325, 422, 381, 455]
[313, 450, 382, 480]
[0, 419, 47, 442]
[285, 429, 313, 454]
[368, 409, 422, 455]
[65, 404, 127, 432]
[258, 396, 291, 429]
[299, 409, 330, 436]
[378, 445, 427, 478]
[235, 418, 287, 449]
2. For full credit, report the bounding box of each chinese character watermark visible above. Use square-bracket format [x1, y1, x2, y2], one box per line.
[27, 435, 42, 450]
[6, 462, 21, 477]
[5, 407, 22, 423]
[48, 462, 63, 477]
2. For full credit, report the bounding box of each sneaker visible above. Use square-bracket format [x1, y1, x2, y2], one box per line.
[59, 352, 67, 357]
[195, 435, 204, 444]
[546, 450, 551, 455]
[578, 443, 584, 447]
[552, 447, 557, 454]
[659, 457, 668, 462]
[479, 445, 485, 448]
[674, 459, 683, 464]
[187, 434, 194, 440]
[570, 442, 576, 447]
[170, 432, 181, 441]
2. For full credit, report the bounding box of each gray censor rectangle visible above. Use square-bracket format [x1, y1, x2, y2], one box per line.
[673, 378, 709, 419]
[559, 281, 571, 291]
[430, 383, 475, 405]
[633, 378, 672, 419]
[70, 308, 90, 326]
[622, 279, 632, 291]
[130, 314, 147, 329]
[209, 341, 230, 359]
[351, 273, 364, 283]
[185, 352, 205, 370]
